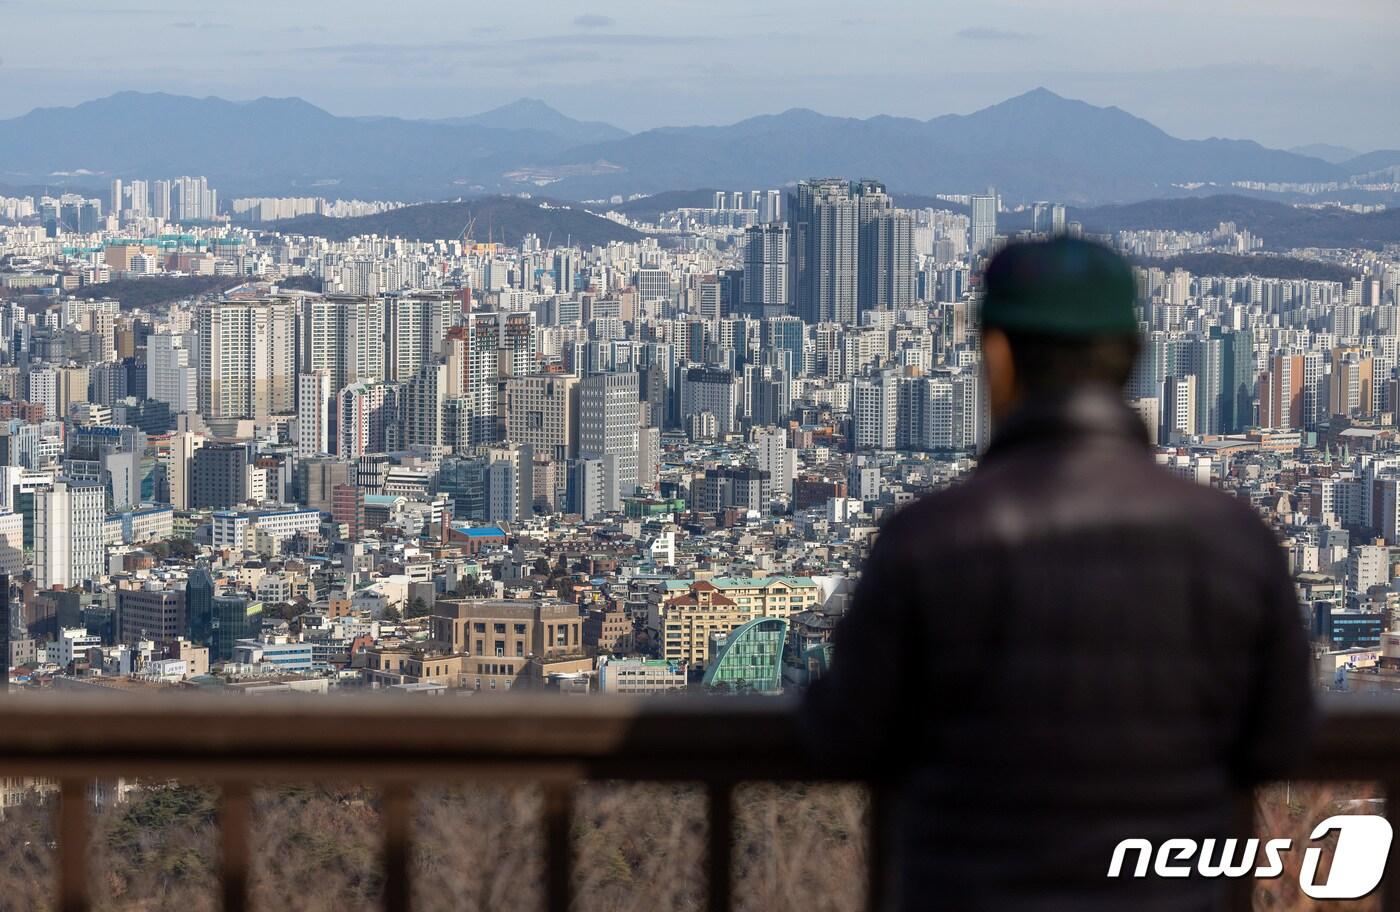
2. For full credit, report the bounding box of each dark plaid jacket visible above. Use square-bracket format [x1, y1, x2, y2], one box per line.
[803, 385, 1315, 911]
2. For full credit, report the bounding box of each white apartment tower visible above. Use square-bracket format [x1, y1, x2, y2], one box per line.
[35, 480, 105, 589]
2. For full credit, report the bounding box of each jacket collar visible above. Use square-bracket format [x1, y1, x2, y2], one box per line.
[981, 384, 1151, 463]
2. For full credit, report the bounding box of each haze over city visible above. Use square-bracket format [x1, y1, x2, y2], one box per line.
[3, 1, 1400, 909]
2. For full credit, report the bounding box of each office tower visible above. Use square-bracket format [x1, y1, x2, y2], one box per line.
[1032, 202, 1050, 234]
[679, 367, 741, 436]
[498, 311, 539, 378]
[158, 431, 201, 511]
[211, 595, 261, 662]
[752, 427, 794, 496]
[197, 300, 296, 419]
[553, 251, 577, 295]
[504, 374, 578, 462]
[451, 314, 507, 446]
[854, 180, 915, 315]
[637, 267, 671, 304]
[127, 179, 148, 219]
[1182, 336, 1225, 435]
[788, 179, 858, 325]
[0, 577, 8, 690]
[637, 426, 660, 494]
[118, 585, 186, 648]
[763, 189, 782, 224]
[1161, 375, 1198, 441]
[970, 190, 998, 255]
[1330, 347, 1375, 419]
[1051, 204, 1067, 235]
[35, 480, 105, 589]
[146, 332, 197, 413]
[742, 224, 789, 318]
[386, 292, 450, 382]
[174, 176, 215, 221]
[1260, 353, 1305, 430]
[296, 370, 333, 457]
[1217, 329, 1255, 433]
[332, 482, 365, 539]
[299, 295, 385, 392]
[110, 179, 122, 221]
[403, 361, 448, 449]
[153, 180, 172, 220]
[748, 363, 792, 428]
[694, 278, 723, 323]
[184, 568, 214, 645]
[578, 371, 640, 511]
[337, 382, 398, 458]
[190, 443, 249, 510]
[852, 374, 898, 450]
[570, 457, 608, 520]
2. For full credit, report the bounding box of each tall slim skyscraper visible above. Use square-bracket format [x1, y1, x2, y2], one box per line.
[385, 292, 450, 382]
[788, 178, 859, 325]
[578, 371, 640, 511]
[854, 180, 915, 315]
[296, 370, 333, 457]
[35, 480, 105, 590]
[153, 180, 172, 220]
[741, 224, 789, 318]
[970, 190, 998, 254]
[146, 332, 197, 413]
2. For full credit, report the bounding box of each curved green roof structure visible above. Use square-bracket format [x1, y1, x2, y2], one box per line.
[702, 616, 788, 694]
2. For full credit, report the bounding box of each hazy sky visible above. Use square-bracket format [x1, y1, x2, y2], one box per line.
[2, 0, 1398, 151]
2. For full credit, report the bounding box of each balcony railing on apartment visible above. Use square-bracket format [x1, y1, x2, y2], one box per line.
[0, 694, 1390, 912]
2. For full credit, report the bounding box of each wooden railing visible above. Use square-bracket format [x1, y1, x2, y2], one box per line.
[0, 694, 1390, 912]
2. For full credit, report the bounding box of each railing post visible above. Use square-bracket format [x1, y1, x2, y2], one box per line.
[707, 782, 733, 912]
[220, 783, 251, 912]
[383, 782, 413, 912]
[866, 783, 889, 912]
[58, 778, 89, 912]
[1227, 789, 1255, 912]
[544, 781, 574, 912]
[1384, 780, 1400, 912]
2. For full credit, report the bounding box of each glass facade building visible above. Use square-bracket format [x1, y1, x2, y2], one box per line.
[702, 617, 788, 693]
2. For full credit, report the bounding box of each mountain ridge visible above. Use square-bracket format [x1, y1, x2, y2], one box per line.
[0, 88, 1371, 204]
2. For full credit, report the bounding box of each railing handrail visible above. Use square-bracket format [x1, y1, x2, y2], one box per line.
[0, 692, 1389, 782]
[0, 692, 822, 781]
[0, 693, 1394, 912]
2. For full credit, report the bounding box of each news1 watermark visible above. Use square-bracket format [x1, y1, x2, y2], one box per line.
[1108, 816, 1394, 900]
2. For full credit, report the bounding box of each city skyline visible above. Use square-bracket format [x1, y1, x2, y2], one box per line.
[1, 0, 1398, 150]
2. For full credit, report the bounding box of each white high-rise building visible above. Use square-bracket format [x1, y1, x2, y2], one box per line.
[146, 332, 197, 413]
[578, 371, 640, 511]
[296, 370, 333, 457]
[504, 374, 578, 463]
[299, 295, 385, 392]
[0, 510, 22, 575]
[970, 190, 998, 255]
[852, 373, 898, 451]
[160, 431, 202, 511]
[742, 224, 789, 317]
[385, 292, 450, 382]
[752, 426, 795, 496]
[35, 480, 105, 589]
[197, 300, 297, 419]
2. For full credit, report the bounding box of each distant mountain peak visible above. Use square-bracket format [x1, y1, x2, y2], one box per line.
[456, 98, 628, 144]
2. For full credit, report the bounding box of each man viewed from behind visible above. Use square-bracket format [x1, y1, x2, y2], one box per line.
[803, 238, 1315, 910]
